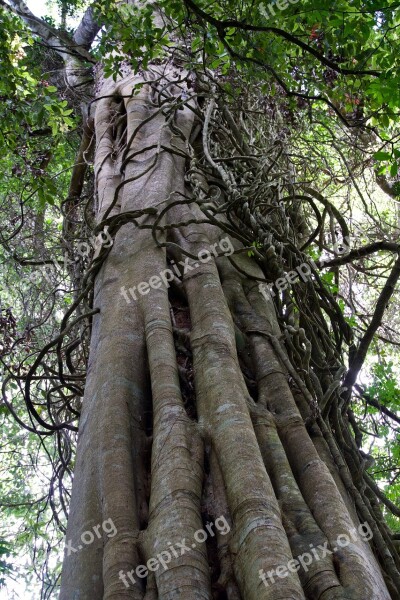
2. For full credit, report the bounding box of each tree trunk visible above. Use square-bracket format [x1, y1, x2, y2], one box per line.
[59, 63, 397, 600]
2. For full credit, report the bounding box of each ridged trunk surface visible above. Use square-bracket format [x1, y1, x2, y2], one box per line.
[60, 65, 393, 600]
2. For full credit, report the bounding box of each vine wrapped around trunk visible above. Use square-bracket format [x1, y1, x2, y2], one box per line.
[57, 63, 398, 599]
[2, 2, 400, 599]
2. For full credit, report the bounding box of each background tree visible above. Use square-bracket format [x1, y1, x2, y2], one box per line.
[0, 0, 400, 598]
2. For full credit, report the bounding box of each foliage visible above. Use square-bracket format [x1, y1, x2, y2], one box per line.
[0, 539, 14, 587]
[0, 0, 399, 596]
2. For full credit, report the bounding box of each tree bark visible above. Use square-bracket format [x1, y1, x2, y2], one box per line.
[60, 63, 397, 600]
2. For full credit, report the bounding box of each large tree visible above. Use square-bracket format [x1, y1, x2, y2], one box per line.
[1, 1, 400, 598]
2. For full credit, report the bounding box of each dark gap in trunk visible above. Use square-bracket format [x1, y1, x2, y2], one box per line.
[137, 362, 152, 532]
[169, 284, 198, 420]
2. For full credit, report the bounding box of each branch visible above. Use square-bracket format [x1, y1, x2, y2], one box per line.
[72, 4, 101, 50]
[355, 384, 400, 426]
[65, 4, 102, 89]
[343, 253, 400, 401]
[364, 472, 400, 517]
[183, 0, 381, 77]
[318, 241, 400, 269]
[217, 37, 354, 127]
[2, 0, 96, 63]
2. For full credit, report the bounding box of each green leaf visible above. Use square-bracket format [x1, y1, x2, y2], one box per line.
[373, 151, 391, 161]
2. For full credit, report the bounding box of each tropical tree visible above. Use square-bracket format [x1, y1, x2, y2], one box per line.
[1, 1, 400, 599]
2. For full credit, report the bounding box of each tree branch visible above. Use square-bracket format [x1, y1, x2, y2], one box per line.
[183, 0, 381, 76]
[343, 253, 400, 403]
[72, 3, 101, 50]
[2, 0, 96, 63]
[318, 241, 400, 269]
[355, 384, 400, 426]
